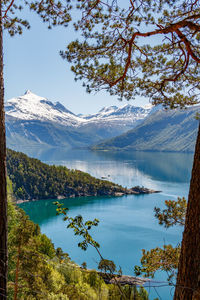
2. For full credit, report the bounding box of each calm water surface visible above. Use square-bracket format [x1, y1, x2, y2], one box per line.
[19, 148, 193, 300]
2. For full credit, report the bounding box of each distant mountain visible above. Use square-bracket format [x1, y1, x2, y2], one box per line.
[93, 106, 200, 152]
[5, 90, 82, 126]
[78, 104, 153, 143]
[5, 90, 152, 149]
[81, 104, 152, 123]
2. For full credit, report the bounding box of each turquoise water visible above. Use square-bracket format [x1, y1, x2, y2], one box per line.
[19, 149, 193, 300]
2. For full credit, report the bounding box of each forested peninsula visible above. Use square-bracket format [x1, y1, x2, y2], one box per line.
[7, 149, 159, 202]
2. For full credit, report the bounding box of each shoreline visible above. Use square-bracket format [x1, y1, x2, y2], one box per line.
[16, 186, 161, 204]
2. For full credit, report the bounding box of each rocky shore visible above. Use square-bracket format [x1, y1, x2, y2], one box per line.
[16, 186, 161, 204]
[100, 273, 150, 286]
[127, 186, 161, 195]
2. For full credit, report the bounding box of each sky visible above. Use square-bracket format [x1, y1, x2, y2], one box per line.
[3, 7, 150, 114]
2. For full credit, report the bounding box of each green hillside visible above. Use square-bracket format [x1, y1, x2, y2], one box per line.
[93, 107, 199, 152]
[6, 149, 127, 201]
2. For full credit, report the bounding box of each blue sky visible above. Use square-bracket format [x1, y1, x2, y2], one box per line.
[4, 8, 149, 114]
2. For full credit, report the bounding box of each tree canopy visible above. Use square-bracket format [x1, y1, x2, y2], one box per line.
[6, 148, 127, 200]
[62, 0, 200, 108]
[1, 1, 200, 299]
[2, 0, 71, 35]
[60, 2, 200, 299]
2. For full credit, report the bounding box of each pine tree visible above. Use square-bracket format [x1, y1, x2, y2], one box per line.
[63, 1, 200, 298]
[0, 1, 71, 297]
[0, 2, 7, 297]
[1, 1, 200, 298]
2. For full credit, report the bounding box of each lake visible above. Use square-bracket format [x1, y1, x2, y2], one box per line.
[19, 148, 193, 300]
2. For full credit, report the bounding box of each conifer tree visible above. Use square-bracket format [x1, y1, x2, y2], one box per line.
[1, 1, 200, 298]
[63, 1, 200, 299]
[0, 1, 71, 297]
[0, 2, 7, 297]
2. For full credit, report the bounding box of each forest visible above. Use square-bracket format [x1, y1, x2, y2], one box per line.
[7, 178, 150, 300]
[6, 149, 128, 201]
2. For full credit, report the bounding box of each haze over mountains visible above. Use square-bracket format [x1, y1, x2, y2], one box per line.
[5, 90, 199, 152]
[5, 90, 152, 149]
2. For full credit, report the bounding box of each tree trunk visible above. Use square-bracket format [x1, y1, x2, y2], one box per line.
[174, 122, 200, 300]
[0, 2, 7, 299]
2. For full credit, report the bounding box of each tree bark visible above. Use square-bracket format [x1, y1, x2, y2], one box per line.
[174, 122, 200, 300]
[0, 2, 7, 299]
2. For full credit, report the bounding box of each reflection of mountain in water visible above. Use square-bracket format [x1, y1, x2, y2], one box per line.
[14, 146, 193, 184]
[95, 150, 193, 183]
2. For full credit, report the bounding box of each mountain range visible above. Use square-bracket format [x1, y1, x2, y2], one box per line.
[5, 90, 152, 149]
[93, 106, 199, 152]
[5, 90, 199, 152]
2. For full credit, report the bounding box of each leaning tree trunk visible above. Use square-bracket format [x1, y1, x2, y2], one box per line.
[0, 2, 7, 299]
[174, 122, 200, 300]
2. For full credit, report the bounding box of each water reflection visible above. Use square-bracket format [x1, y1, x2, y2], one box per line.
[95, 150, 193, 183]
[18, 147, 192, 300]
[10, 146, 193, 185]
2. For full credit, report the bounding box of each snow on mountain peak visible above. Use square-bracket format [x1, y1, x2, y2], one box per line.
[5, 91, 84, 126]
[22, 90, 43, 100]
[5, 91, 156, 129]
[79, 103, 154, 127]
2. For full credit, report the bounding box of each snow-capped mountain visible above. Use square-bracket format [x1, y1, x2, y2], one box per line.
[5, 90, 152, 127]
[5, 90, 85, 127]
[80, 104, 152, 127]
[93, 105, 200, 152]
[5, 90, 154, 149]
[5, 90, 153, 128]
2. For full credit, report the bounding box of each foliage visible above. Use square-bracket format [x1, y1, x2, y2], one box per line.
[55, 201, 157, 299]
[63, 0, 200, 109]
[134, 245, 180, 280]
[135, 197, 187, 280]
[154, 197, 187, 228]
[7, 148, 126, 200]
[2, 0, 71, 36]
[7, 181, 150, 300]
[55, 201, 152, 299]
[55, 201, 100, 252]
[7, 148, 188, 293]
[60, 2, 200, 297]
[98, 259, 116, 274]
[81, 262, 87, 269]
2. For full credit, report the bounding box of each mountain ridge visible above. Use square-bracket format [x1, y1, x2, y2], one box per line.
[5, 90, 152, 126]
[5, 90, 153, 149]
[92, 106, 199, 153]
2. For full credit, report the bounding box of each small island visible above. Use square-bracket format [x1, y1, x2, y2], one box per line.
[7, 149, 160, 203]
